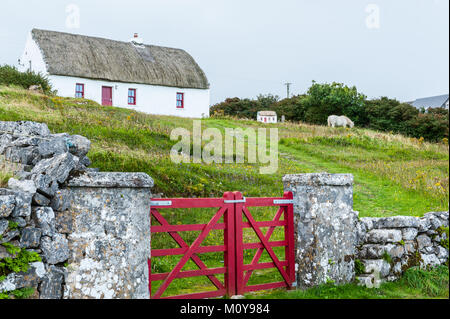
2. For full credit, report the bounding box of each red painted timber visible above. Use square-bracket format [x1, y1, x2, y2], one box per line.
[152, 245, 226, 257]
[149, 191, 295, 299]
[234, 191, 295, 295]
[151, 267, 227, 281]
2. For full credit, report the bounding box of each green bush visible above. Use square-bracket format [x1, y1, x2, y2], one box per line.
[301, 81, 367, 125]
[210, 94, 280, 119]
[0, 65, 52, 94]
[365, 98, 449, 142]
[271, 95, 308, 122]
[211, 81, 449, 142]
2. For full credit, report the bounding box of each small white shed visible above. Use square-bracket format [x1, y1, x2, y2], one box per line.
[257, 111, 277, 123]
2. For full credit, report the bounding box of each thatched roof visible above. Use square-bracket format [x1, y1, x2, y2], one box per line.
[31, 29, 209, 89]
[257, 111, 277, 116]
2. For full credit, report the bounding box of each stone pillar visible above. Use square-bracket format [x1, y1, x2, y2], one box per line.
[283, 173, 358, 289]
[62, 171, 153, 299]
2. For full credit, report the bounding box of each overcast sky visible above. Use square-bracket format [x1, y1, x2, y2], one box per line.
[0, 0, 448, 104]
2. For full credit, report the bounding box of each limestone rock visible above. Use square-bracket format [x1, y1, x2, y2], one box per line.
[31, 152, 76, 184]
[11, 191, 32, 217]
[55, 211, 73, 234]
[8, 178, 37, 194]
[50, 189, 72, 212]
[359, 244, 404, 259]
[0, 189, 32, 218]
[39, 265, 66, 299]
[0, 194, 16, 217]
[4, 146, 41, 165]
[10, 217, 27, 228]
[0, 134, 13, 154]
[32, 192, 51, 206]
[416, 234, 432, 251]
[32, 173, 58, 197]
[366, 229, 402, 244]
[371, 216, 419, 229]
[40, 234, 69, 264]
[68, 135, 91, 158]
[10, 136, 43, 147]
[436, 246, 449, 261]
[66, 171, 154, 188]
[0, 230, 20, 243]
[0, 219, 9, 236]
[32, 206, 56, 237]
[19, 227, 42, 248]
[38, 137, 69, 158]
[0, 121, 50, 137]
[401, 228, 418, 241]
[0, 244, 14, 259]
[420, 254, 440, 269]
[0, 261, 45, 292]
[79, 156, 91, 167]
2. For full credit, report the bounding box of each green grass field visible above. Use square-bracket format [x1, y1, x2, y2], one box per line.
[246, 265, 449, 299]
[0, 85, 448, 298]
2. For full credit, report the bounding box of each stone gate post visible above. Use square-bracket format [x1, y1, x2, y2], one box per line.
[283, 173, 358, 289]
[61, 171, 153, 299]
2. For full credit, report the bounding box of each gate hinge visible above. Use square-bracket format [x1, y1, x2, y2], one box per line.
[223, 197, 246, 204]
[150, 200, 172, 207]
[273, 199, 294, 205]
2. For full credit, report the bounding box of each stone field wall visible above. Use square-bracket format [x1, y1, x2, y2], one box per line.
[0, 121, 152, 299]
[284, 173, 448, 289]
[356, 212, 448, 285]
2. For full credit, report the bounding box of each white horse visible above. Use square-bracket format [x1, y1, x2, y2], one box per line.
[327, 115, 354, 128]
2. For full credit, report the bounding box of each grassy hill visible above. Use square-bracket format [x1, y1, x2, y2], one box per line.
[0, 85, 448, 298]
[0, 85, 448, 218]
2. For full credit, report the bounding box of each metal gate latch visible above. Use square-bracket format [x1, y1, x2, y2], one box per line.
[223, 198, 246, 204]
[150, 200, 173, 207]
[273, 199, 294, 205]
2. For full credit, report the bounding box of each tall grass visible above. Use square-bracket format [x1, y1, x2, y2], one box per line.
[246, 265, 449, 299]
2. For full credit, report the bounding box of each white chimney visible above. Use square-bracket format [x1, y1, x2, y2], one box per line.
[130, 33, 144, 46]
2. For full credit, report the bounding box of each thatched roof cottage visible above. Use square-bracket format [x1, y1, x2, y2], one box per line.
[19, 29, 210, 118]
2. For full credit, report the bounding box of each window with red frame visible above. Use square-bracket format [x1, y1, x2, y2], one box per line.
[75, 83, 84, 98]
[176, 92, 184, 108]
[128, 88, 136, 105]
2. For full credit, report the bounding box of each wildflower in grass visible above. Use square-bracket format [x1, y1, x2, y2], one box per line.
[418, 137, 424, 145]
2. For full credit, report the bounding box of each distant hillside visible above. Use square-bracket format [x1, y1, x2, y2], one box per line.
[0, 86, 448, 217]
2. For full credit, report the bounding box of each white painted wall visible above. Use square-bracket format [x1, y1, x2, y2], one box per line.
[257, 115, 277, 123]
[48, 75, 210, 118]
[18, 32, 211, 118]
[18, 32, 47, 74]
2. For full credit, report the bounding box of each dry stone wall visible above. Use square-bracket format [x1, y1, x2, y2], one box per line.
[284, 172, 448, 290]
[0, 121, 152, 299]
[356, 212, 449, 285]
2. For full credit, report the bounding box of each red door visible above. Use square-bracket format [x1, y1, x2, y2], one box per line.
[102, 86, 113, 106]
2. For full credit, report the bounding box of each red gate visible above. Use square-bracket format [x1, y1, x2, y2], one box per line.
[149, 191, 295, 299]
[234, 191, 295, 295]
